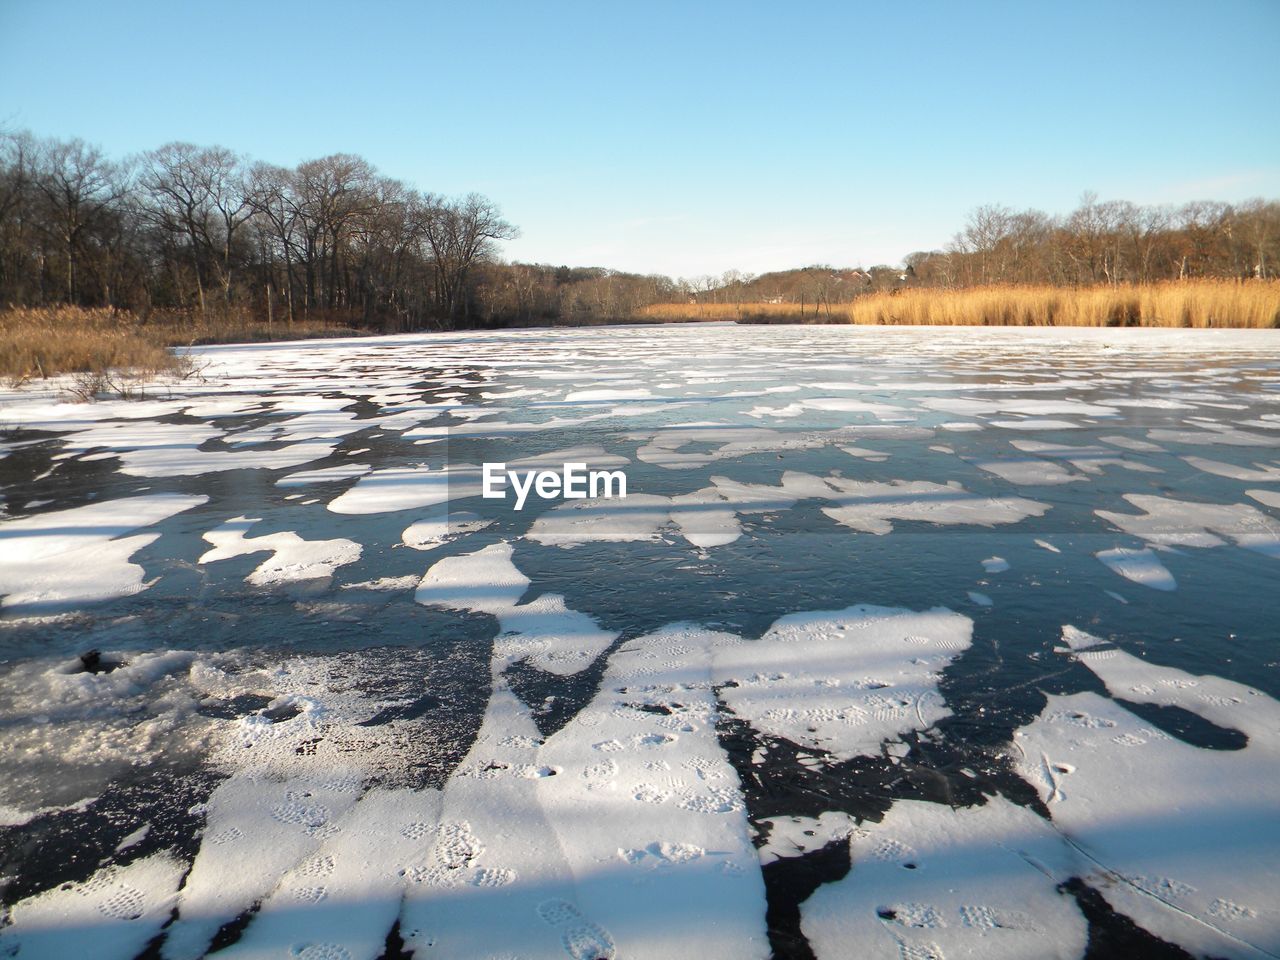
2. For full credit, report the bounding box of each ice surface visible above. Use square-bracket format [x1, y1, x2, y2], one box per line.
[967, 455, 1084, 486]
[1014, 628, 1280, 958]
[1096, 546, 1177, 591]
[820, 476, 1049, 535]
[389, 623, 768, 959]
[415, 541, 530, 615]
[1097, 494, 1280, 557]
[920, 397, 1118, 417]
[199, 516, 362, 584]
[400, 510, 493, 550]
[716, 604, 972, 762]
[840, 444, 890, 460]
[1182, 455, 1280, 482]
[990, 418, 1082, 430]
[564, 387, 655, 402]
[327, 463, 461, 514]
[1248, 488, 1280, 509]
[529, 468, 1048, 548]
[417, 543, 617, 675]
[329, 446, 627, 514]
[2, 852, 188, 960]
[708, 471, 1050, 536]
[32, 417, 346, 478]
[1148, 425, 1280, 447]
[275, 462, 372, 487]
[634, 425, 820, 470]
[0, 493, 207, 612]
[527, 489, 743, 550]
[0, 649, 211, 823]
[530, 624, 768, 958]
[5, 323, 1280, 958]
[803, 798, 1087, 960]
[1101, 434, 1166, 453]
[1010, 439, 1161, 476]
[755, 811, 857, 866]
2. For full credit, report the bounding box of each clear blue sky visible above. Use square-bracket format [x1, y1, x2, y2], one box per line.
[2, 0, 1277, 277]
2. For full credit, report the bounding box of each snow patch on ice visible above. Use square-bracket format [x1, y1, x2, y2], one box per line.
[2, 852, 188, 960]
[199, 516, 362, 585]
[803, 798, 1087, 960]
[416, 543, 617, 676]
[400, 510, 493, 550]
[1096, 547, 1177, 591]
[1097, 494, 1280, 558]
[275, 462, 372, 487]
[1182, 455, 1280, 482]
[716, 604, 973, 762]
[1014, 636, 1280, 958]
[0, 493, 207, 612]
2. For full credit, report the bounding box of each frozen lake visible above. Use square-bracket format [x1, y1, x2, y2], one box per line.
[1, 323, 1279, 960]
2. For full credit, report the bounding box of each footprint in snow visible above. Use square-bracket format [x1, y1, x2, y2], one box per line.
[536, 899, 616, 960]
[291, 945, 352, 960]
[296, 854, 336, 878]
[435, 820, 484, 870]
[897, 941, 946, 960]
[562, 922, 616, 960]
[581, 758, 618, 784]
[537, 898, 584, 926]
[97, 884, 146, 921]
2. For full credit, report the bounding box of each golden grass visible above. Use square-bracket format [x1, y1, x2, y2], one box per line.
[0, 307, 360, 384]
[640, 281, 1280, 329]
[1, 307, 179, 383]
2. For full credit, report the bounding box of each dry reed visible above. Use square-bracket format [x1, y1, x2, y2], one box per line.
[639, 281, 1280, 329]
[1, 307, 360, 383]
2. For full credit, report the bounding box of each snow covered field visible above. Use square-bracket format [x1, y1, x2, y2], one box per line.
[1, 323, 1279, 959]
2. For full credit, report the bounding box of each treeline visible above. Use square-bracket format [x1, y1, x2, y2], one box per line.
[683, 196, 1280, 310]
[470, 263, 682, 326]
[3, 130, 1278, 333]
[0, 130, 528, 330]
[0, 130, 696, 330]
[910, 194, 1279, 288]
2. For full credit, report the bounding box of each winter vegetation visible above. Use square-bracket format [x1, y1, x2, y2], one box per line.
[643, 280, 1280, 328]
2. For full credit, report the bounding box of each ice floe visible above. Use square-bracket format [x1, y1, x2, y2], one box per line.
[400, 510, 493, 550]
[1182, 455, 1280, 482]
[275, 462, 373, 487]
[803, 798, 1087, 960]
[716, 604, 973, 762]
[417, 542, 616, 675]
[1096, 546, 1177, 591]
[4, 322, 1280, 958]
[0, 493, 207, 612]
[198, 516, 362, 585]
[1014, 628, 1280, 958]
[967, 455, 1084, 486]
[1097, 494, 1280, 558]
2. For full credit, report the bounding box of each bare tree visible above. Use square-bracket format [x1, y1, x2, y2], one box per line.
[31, 138, 124, 303]
[139, 143, 251, 312]
[417, 193, 517, 324]
[1237, 198, 1280, 279]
